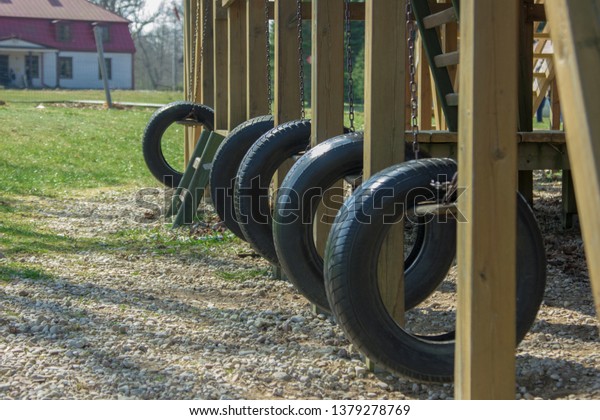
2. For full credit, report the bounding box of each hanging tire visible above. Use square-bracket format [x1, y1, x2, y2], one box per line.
[324, 158, 546, 383]
[273, 133, 453, 312]
[210, 115, 274, 241]
[142, 101, 214, 187]
[235, 119, 312, 265]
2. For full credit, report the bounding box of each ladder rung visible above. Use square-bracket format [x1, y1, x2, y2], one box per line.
[434, 51, 460, 68]
[423, 7, 457, 29]
[446, 93, 459, 107]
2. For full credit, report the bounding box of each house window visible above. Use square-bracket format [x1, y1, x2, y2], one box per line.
[26, 56, 40, 79]
[98, 26, 111, 43]
[98, 58, 112, 80]
[58, 57, 73, 79]
[56, 23, 71, 42]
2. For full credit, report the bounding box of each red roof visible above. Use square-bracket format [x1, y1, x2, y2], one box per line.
[0, 0, 129, 23]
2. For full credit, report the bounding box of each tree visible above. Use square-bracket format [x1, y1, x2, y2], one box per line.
[89, 0, 164, 36]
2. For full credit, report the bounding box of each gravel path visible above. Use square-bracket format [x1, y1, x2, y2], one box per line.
[1, 179, 599, 400]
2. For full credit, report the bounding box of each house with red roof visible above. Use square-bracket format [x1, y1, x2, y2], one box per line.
[0, 0, 136, 89]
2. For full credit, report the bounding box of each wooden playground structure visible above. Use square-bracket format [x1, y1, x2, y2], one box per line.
[171, 0, 600, 399]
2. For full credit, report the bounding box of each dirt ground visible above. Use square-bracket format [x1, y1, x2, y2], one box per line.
[0, 174, 599, 400]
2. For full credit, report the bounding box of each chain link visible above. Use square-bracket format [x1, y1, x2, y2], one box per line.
[296, 0, 306, 120]
[406, 0, 420, 159]
[345, 0, 355, 132]
[265, 0, 272, 114]
[187, 2, 201, 101]
[201, 0, 209, 63]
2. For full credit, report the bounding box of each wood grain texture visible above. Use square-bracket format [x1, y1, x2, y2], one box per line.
[227, 0, 247, 130]
[455, 0, 519, 400]
[545, 0, 600, 325]
[246, 0, 270, 118]
[364, 0, 406, 324]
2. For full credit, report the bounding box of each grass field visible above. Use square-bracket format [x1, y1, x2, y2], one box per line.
[0, 89, 183, 105]
[0, 89, 555, 263]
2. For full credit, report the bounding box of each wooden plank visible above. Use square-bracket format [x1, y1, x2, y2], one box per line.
[550, 78, 561, 130]
[455, 0, 519, 400]
[545, 0, 600, 325]
[364, 0, 406, 324]
[246, 0, 270, 118]
[423, 6, 457, 29]
[183, 0, 193, 163]
[311, 0, 345, 255]
[213, 0, 229, 131]
[227, 0, 247, 130]
[201, 0, 215, 107]
[518, 0, 535, 205]
[418, 37, 434, 130]
[222, 0, 237, 7]
[274, 0, 301, 125]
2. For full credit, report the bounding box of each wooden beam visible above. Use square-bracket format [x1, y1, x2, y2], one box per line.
[201, 0, 215, 107]
[545, 0, 600, 325]
[455, 0, 519, 400]
[273, 0, 301, 125]
[222, 0, 237, 7]
[364, 0, 406, 323]
[310, 0, 345, 255]
[227, 0, 247, 130]
[213, 0, 229, 131]
[246, 0, 270, 118]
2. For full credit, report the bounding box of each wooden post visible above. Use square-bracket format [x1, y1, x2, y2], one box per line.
[455, 0, 519, 400]
[545, 0, 600, 325]
[418, 37, 433, 130]
[271, 0, 303, 278]
[364, 0, 406, 323]
[213, 0, 229, 131]
[184, 0, 194, 162]
[518, 0, 535, 206]
[311, 0, 345, 254]
[246, 0, 270, 118]
[227, 0, 247, 130]
[274, 0, 302, 125]
[201, 0, 215, 108]
[93, 26, 112, 109]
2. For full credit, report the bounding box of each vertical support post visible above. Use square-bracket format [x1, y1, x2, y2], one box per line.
[94, 26, 112, 108]
[272, 0, 303, 279]
[227, 0, 248, 130]
[274, 0, 302, 125]
[518, 0, 534, 206]
[364, 0, 406, 323]
[184, 0, 194, 163]
[311, 0, 345, 254]
[546, 0, 600, 325]
[201, 0, 215, 107]
[456, 0, 519, 400]
[213, 0, 229, 131]
[247, 0, 270, 118]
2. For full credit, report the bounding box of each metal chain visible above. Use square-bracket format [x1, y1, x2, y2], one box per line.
[201, 0, 209, 63]
[188, 1, 200, 101]
[265, 0, 272, 114]
[345, 0, 355, 132]
[406, 0, 420, 159]
[296, 0, 306, 120]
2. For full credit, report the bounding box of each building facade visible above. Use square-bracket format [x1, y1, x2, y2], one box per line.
[0, 0, 136, 89]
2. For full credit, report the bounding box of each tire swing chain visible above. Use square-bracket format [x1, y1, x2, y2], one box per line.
[265, 0, 273, 114]
[296, 0, 306, 121]
[345, 0, 356, 132]
[182, 1, 210, 124]
[406, 0, 420, 160]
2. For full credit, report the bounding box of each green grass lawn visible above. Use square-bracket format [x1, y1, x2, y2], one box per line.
[0, 90, 557, 268]
[0, 88, 183, 105]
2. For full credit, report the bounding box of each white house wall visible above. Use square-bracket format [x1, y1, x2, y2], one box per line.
[57, 51, 132, 89]
[43, 52, 57, 88]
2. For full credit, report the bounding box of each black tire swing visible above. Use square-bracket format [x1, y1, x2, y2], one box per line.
[142, 102, 214, 187]
[233, 0, 312, 264]
[323, 159, 547, 383]
[272, 134, 455, 313]
[209, 2, 275, 241]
